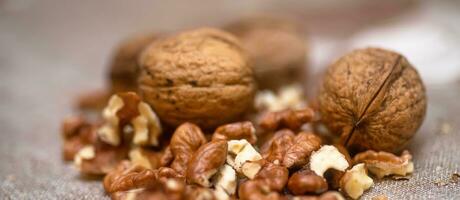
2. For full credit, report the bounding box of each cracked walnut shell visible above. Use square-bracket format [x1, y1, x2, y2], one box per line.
[139, 28, 256, 129]
[318, 48, 427, 152]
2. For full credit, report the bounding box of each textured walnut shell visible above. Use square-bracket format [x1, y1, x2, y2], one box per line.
[108, 33, 157, 93]
[225, 16, 308, 90]
[318, 48, 427, 152]
[139, 28, 256, 129]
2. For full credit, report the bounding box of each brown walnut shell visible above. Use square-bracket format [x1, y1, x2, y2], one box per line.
[318, 48, 427, 152]
[225, 16, 308, 91]
[139, 28, 256, 129]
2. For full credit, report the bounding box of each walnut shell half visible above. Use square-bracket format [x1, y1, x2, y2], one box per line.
[318, 48, 427, 153]
[139, 28, 256, 129]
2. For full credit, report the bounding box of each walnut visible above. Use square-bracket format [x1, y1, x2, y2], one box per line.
[103, 161, 183, 193]
[74, 139, 129, 175]
[212, 164, 237, 200]
[225, 16, 307, 91]
[283, 132, 322, 168]
[339, 163, 373, 199]
[97, 92, 162, 147]
[323, 145, 352, 190]
[108, 33, 157, 93]
[259, 108, 314, 132]
[110, 177, 186, 200]
[260, 129, 295, 155]
[187, 140, 228, 187]
[103, 162, 157, 193]
[226, 139, 263, 179]
[354, 150, 414, 179]
[287, 169, 328, 195]
[238, 180, 284, 200]
[169, 122, 207, 175]
[255, 163, 289, 192]
[128, 147, 162, 169]
[318, 48, 427, 152]
[185, 185, 217, 200]
[262, 129, 295, 164]
[159, 146, 174, 167]
[139, 28, 256, 129]
[212, 121, 257, 144]
[309, 145, 349, 177]
[292, 191, 345, 200]
[75, 89, 111, 111]
[255, 84, 307, 112]
[61, 116, 98, 161]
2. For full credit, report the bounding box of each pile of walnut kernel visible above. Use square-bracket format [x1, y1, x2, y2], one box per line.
[63, 18, 426, 200]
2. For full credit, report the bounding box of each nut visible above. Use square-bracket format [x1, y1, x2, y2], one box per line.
[226, 139, 263, 179]
[255, 84, 306, 112]
[110, 178, 186, 200]
[293, 191, 345, 200]
[75, 140, 129, 175]
[139, 28, 256, 129]
[259, 108, 314, 131]
[212, 121, 257, 144]
[185, 185, 216, 200]
[61, 116, 98, 161]
[187, 140, 228, 187]
[287, 169, 328, 195]
[310, 145, 349, 177]
[339, 163, 373, 199]
[108, 33, 157, 93]
[104, 161, 183, 194]
[225, 16, 307, 91]
[283, 132, 322, 168]
[97, 92, 162, 147]
[260, 129, 295, 157]
[170, 122, 207, 175]
[75, 89, 111, 111]
[238, 180, 284, 200]
[318, 48, 427, 152]
[131, 101, 162, 146]
[255, 163, 289, 192]
[128, 147, 162, 169]
[74, 145, 95, 168]
[159, 146, 174, 167]
[353, 150, 414, 179]
[324, 145, 352, 190]
[264, 129, 295, 163]
[103, 162, 158, 193]
[212, 164, 237, 200]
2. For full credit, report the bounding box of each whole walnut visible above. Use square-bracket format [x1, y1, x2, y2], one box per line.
[225, 16, 307, 90]
[138, 28, 256, 129]
[108, 33, 157, 93]
[318, 48, 427, 153]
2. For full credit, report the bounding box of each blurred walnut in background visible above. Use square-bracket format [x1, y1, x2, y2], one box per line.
[225, 16, 308, 91]
[77, 33, 158, 110]
[138, 28, 256, 129]
[108, 33, 158, 93]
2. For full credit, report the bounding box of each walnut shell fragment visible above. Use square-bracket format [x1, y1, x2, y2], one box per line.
[318, 48, 427, 152]
[139, 28, 256, 129]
